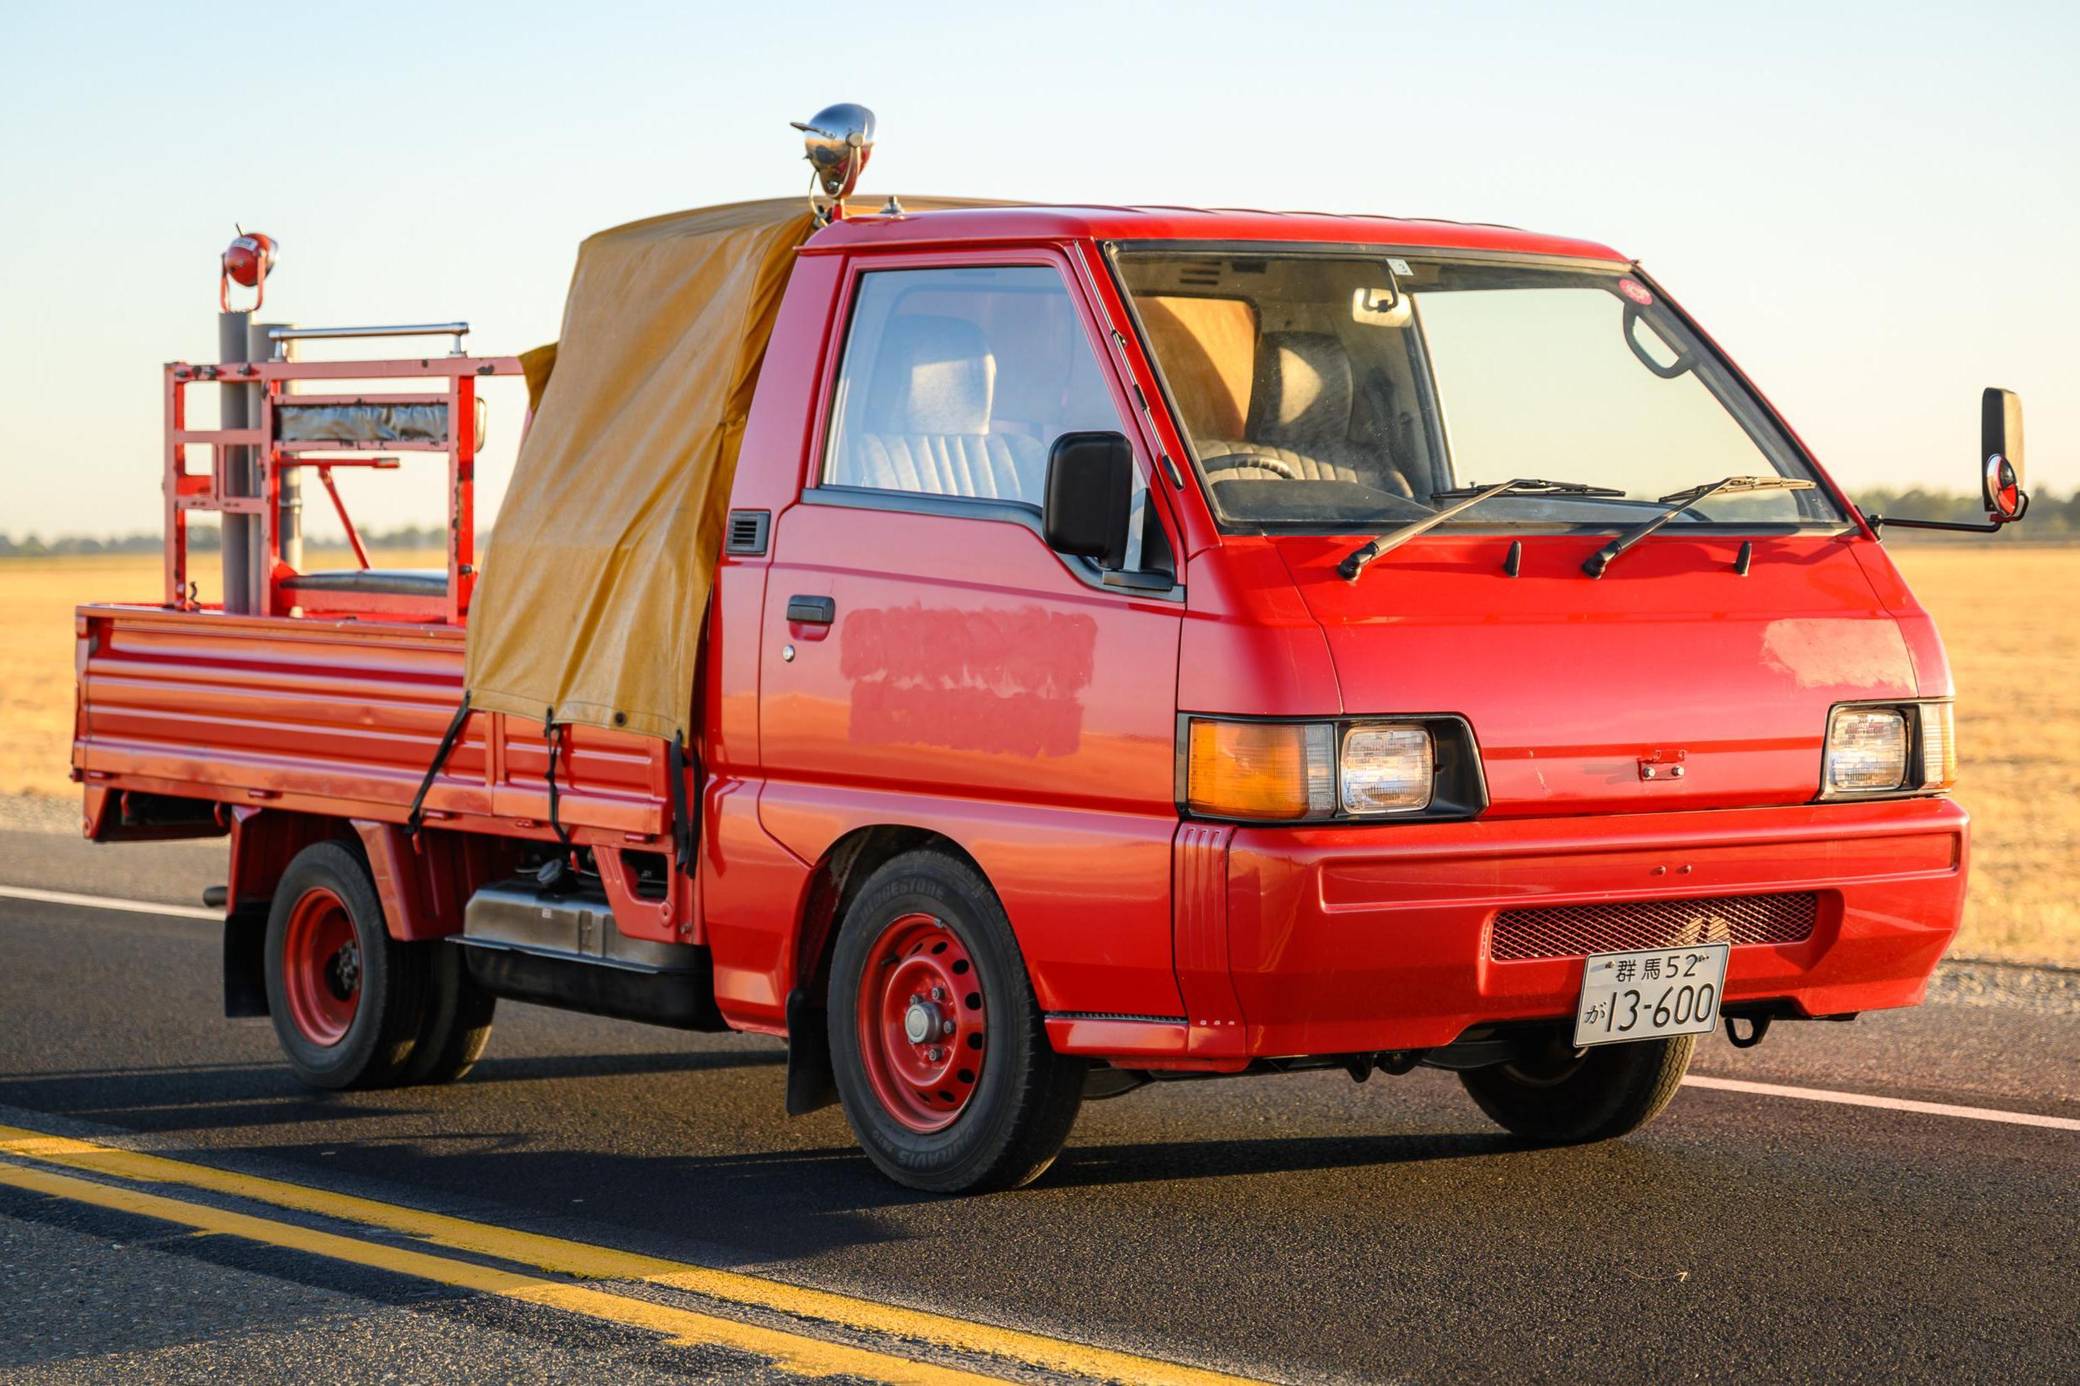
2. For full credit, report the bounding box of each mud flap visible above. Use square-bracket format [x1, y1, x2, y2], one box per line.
[222, 905, 269, 1018]
[784, 987, 837, 1116]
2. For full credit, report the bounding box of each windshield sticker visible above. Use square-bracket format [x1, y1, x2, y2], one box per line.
[1617, 277, 1655, 306]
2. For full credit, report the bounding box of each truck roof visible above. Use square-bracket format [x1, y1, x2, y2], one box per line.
[805, 202, 1628, 264]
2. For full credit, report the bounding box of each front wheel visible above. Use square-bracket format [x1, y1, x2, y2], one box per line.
[828, 851, 1085, 1194]
[1460, 1032, 1695, 1144]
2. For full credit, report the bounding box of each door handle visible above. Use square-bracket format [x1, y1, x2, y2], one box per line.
[786, 595, 836, 626]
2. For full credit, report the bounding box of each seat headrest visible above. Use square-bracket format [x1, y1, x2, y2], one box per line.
[865, 315, 996, 434]
[1250, 331, 1354, 442]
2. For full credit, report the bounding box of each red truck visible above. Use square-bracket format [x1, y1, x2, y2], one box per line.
[73, 153, 2030, 1193]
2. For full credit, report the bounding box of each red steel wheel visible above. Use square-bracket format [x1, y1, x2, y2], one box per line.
[280, 886, 361, 1047]
[828, 850, 1086, 1192]
[263, 840, 426, 1090]
[855, 911, 987, 1133]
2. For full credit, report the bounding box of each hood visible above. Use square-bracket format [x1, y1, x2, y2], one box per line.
[1266, 531, 1918, 816]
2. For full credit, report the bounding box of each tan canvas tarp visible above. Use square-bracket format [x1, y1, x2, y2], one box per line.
[464, 199, 815, 741]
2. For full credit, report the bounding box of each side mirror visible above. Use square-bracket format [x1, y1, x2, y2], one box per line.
[1866, 388, 2030, 537]
[1981, 387, 2028, 521]
[1043, 431, 1132, 567]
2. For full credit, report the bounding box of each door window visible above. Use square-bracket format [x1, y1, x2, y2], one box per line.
[822, 266, 1134, 511]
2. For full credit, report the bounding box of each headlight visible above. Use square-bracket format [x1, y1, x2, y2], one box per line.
[1340, 724, 1433, 814]
[1183, 716, 1480, 823]
[1826, 708, 1907, 792]
[1821, 701, 1955, 798]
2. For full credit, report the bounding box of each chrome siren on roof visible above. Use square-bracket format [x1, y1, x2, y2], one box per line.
[792, 103, 875, 224]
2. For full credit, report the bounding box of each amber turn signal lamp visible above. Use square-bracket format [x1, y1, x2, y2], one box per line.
[1917, 701, 1957, 791]
[1186, 719, 1336, 821]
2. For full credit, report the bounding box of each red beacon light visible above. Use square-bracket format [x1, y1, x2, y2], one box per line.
[220, 230, 278, 312]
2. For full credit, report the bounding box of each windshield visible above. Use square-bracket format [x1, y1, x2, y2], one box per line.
[1112, 249, 1846, 532]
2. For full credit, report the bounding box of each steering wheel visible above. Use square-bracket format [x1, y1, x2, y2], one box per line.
[1202, 452, 1301, 482]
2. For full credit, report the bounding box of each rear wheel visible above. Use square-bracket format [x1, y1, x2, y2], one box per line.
[264, 841, 426, 1090]
[1460, 1032, 1695, 1144]
[402, 943, 497, 1085]
[828, 851, 1085, 1194]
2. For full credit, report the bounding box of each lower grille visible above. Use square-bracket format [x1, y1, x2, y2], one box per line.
[1488, 892, 1818, 961]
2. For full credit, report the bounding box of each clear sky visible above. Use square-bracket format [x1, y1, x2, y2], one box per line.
[2, 0, 2073, 539]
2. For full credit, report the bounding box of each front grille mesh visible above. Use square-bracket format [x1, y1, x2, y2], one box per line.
[1488, 892, 1818, 961]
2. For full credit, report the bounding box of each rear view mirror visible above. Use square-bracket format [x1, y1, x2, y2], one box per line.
[1981, 388, 2027, 520]
[1350, 285, 1410, 327]
[1044, 431, 1132, 567]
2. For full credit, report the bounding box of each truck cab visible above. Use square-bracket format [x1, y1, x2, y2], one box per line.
[72, 194, 2027, 1195]
[714, 204, 1981, 1166]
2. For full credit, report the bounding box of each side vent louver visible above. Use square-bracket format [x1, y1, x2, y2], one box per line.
[725, 509, 771, 556]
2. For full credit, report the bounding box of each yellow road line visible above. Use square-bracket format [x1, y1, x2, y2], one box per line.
[0, 1159, 995, 1386]
[0, 1124, 1266, 1386]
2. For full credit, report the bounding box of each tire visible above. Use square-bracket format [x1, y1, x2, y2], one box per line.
[401, 942, 497, 1085]
[828, 850, 1086, 1194]
[263, 840, 427, 1090]
[1460, 1031, 1696, 1144]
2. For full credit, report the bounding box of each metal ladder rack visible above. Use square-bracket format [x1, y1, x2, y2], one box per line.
[163, 323, 521, 624]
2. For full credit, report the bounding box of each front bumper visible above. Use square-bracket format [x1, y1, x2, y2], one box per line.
[1047, 797, 1967, 1068]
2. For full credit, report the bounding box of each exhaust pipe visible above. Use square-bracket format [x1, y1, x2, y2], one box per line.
[218, 311, 254, 612]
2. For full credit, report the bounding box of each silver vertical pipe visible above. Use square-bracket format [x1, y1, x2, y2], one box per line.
[218, 311, 253, 613]
[252, 321, 300, 575]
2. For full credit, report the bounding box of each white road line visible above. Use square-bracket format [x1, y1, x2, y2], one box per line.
[1685, 1075, 2080, 1132]
[0, 884, 217, 921]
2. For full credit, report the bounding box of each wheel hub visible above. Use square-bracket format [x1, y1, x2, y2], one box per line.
[282, 886, 360, 1048]
[856, 913, 987, 1133]
[329, 941, 361, 1000]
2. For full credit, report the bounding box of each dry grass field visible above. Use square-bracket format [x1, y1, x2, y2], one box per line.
[1899, 547, 2080, 964]
[0, 547, 444, 808]
[2, 546, 2073, 962]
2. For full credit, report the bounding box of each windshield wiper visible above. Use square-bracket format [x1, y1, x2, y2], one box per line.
[1581, 475, 1816, 578]
[1339, 478, 1627, 582]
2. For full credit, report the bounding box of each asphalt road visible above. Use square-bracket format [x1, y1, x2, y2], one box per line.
[0, 828, 2075, 1383]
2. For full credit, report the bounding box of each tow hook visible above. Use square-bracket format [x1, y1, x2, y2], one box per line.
[1724, 1014, 1773, 1049]
[1345, 1051, 1425, 1082]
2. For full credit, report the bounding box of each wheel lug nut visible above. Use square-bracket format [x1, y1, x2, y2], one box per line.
[931, 986, 946, 1001]
[927, 1047, 943, 1062]
[941, 1019, 955, 1036]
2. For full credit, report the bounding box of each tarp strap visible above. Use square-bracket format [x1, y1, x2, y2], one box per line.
[404, 692, 472, 839]
[543, 712, 572, 853]
[667, 732, 696, 876]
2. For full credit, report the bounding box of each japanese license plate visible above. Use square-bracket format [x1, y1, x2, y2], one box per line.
[1572, 942, 1729, 1048]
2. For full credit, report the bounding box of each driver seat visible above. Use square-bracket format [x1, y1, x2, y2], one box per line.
[1197, 332, 1411, 496]
[834, 315, 1044, 503]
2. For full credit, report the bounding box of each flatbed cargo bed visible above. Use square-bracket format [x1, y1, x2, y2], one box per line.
[74, 604, 677, 849]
